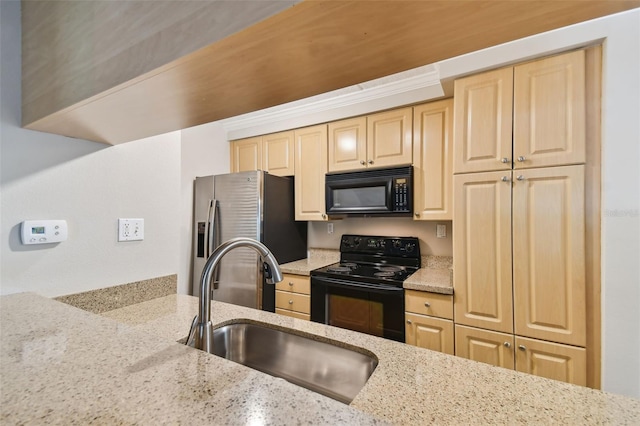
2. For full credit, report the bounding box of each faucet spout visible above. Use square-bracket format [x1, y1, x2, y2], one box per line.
[191, 237, 283, 353]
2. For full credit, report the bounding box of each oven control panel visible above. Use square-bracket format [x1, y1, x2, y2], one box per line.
[340, 234, 420, 258]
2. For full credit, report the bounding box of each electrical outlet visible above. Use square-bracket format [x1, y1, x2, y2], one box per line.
[436, 224, 447, 239]
[118, 218, 144, 242]
[327, 223, 334, 234]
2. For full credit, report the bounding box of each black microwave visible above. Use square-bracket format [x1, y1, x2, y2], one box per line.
[325, 166, 413, 217]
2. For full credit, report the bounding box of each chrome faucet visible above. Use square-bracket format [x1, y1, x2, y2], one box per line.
[186, 237, 284, 353]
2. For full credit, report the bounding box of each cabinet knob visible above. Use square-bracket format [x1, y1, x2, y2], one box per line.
[424, 302, 431, 308]
[516, 175, 525, 181]
[517, 156, 526, 162]
[501, 157, 510, 164]
[501, 176, 510, 182]
[368, 160, 374, 165]
[504, 342, 511, 348]
[518, 345, 527, 351]
[360, 160, 366, 165]
[288, 282, 294, 287]
[321, 213, 326, 219]
[415, 213, 420, 217]
[288, 300, 294, 305]
[406, 319, 412, 324]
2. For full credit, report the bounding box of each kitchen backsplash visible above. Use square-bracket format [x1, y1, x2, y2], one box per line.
[308, 218, 453, 257]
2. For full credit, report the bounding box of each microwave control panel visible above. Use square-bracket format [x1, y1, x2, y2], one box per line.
[392, 177, 410, 211]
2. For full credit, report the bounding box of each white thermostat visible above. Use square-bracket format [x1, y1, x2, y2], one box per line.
[20, 220, 68, 245]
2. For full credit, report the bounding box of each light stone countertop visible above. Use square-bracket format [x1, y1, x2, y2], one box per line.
[403, 268, 453, 295]
[4, 293, 638, 425]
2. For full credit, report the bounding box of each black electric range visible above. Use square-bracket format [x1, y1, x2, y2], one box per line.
[310, 234, 421, 342]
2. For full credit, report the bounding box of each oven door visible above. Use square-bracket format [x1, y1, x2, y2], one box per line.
[310, 276, 405, 343]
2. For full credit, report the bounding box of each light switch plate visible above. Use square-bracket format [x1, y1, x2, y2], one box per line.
[118, 218, 144, 241]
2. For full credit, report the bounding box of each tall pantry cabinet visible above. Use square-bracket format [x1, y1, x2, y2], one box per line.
[452, 49, 592, 386]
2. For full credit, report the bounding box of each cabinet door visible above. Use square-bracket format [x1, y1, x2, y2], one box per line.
[263, 131, 294, 176]
[515, 336, 586, 386]
[366, 107, 413, 168]
[513, 50, 586, 169]
[453, 66, 513, 174]
[455, 325, 515, 369]
[328, 117, 367, 172]
[406, 313, 454, 355]
[294, 125, 328, 221]
[512, 165, 586, 346]
[413, 99, 454, 220]
[454, 171, 513, 333]
[230, 136, 262, 172]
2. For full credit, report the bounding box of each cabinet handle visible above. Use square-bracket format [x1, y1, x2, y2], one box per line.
[360, 160, 366, 165]
[368, 160, 374, 165]
[424, 302, 430, 308]
[504, 342, 511, 348]
[501, 157, 510, 163]
[288, 300, 294, 305]
[518, 345, 527, 351]
[517, 156, 526, 162]
[288, 282, 294, 287]
[406, 319, 412, 324]
[516, 175, 525, 181]
[501, 176, 510, 182]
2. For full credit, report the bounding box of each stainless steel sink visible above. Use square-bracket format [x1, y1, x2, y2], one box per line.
[185, 321, 378, 403]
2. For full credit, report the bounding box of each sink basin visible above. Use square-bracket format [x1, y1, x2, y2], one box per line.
[185, 321, 378, 403]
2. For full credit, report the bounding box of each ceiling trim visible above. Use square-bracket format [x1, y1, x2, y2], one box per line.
[220, 65, 442, 140]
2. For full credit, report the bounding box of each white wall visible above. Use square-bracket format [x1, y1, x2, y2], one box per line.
[0, 1, 181, 297]
[179, 123, 230, 294]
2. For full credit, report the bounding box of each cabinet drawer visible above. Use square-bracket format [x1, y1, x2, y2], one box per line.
[405, 289, 453, 319]
[276, 290, 310, 314]
[276, 308, 310, 321]
[276, 274, 310, 295]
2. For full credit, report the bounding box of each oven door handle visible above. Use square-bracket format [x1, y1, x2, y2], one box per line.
[310, 275, 405, 293]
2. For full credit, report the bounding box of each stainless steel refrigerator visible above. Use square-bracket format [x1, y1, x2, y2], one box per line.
[192, 171, 307, 311]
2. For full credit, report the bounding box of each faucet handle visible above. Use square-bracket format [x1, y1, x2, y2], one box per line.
[185, 315, 198, 348]
[263, 262, 274, 284]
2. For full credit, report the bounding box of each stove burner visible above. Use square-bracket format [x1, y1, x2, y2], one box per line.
[377, 266, 403, 273]
[374, 271, 398, 278]
[340, 262, 357, 268]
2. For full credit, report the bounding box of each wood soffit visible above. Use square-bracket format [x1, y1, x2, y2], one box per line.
[23, 0, 640, 144]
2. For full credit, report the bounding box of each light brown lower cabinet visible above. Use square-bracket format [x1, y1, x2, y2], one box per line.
[455, 325, 587, 386]
[515, 336, 586, 386]
[275, 273, 310, 320]
[406, 313, 454, 355]
[405, 290, 454, 355]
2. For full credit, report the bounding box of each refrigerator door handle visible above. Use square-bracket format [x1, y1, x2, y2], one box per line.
[210, 199, 221, 290]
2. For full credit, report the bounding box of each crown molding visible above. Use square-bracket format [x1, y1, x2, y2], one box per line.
[221, 64, 443, 140]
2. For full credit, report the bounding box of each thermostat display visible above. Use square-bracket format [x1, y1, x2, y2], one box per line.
[20, 220, 68, 245]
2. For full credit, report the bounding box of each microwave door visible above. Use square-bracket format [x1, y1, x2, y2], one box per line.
[326, 179, 393, 214]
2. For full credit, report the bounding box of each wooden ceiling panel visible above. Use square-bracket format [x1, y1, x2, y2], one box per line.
[23, 0, 640, 144]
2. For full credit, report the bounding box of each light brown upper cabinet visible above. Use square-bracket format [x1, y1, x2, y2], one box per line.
[328, 117, 367, 172]
[294, 124, 328, 221]
[328, 107, 413, 172]
[230, 131, 295, 176]
[454, 50, 586, 174]
[413, 99, 454, 220]
[230, 136, 262, 173]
